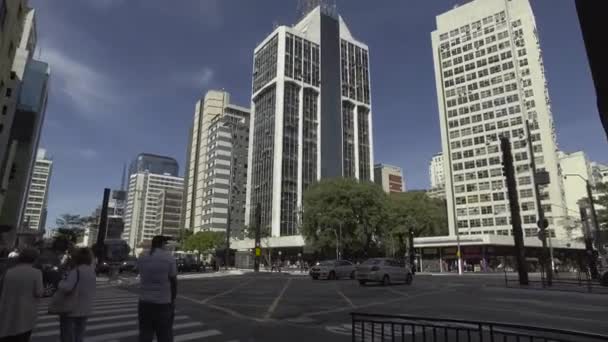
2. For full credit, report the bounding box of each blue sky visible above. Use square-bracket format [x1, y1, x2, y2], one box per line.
[30, 0, 606, 229]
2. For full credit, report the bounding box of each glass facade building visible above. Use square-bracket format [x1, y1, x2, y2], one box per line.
[129, 153, 179, 178]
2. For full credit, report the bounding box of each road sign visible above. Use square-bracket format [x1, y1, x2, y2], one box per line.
[537, 218, 549, 230]
[255, 247, 261, 257]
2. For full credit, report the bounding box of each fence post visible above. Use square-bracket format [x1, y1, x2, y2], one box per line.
[478, 323, 484, 342]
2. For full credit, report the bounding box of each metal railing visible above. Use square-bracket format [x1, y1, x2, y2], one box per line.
[503, 268, 608, 294]
[351, 313, 608, 342]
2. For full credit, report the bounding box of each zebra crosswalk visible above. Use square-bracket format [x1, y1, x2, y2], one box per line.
[32, 287, 233, 342]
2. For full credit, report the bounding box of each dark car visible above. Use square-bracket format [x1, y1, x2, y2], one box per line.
[176, 255, 201, 272]
[119, 256, 138, 273]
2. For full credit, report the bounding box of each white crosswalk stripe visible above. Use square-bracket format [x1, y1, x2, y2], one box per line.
[31, 288, 235, 342]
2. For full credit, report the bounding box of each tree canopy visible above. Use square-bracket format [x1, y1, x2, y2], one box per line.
[595, 182, 608, 231]
[301, 178, 448, 259]
[183, 231, 225, 255]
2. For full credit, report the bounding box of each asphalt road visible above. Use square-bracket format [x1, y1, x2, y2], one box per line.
[170, 273, 608, 341]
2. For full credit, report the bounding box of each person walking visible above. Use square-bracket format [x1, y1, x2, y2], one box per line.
[57, 247, 96, 342]
[0, 248, 43, 342]
[137, 236, 177, 342]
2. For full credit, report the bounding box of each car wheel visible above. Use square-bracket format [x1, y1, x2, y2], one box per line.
[405, 273, 413, 285]
[329, 271, 336, 280]
[350, 271, 356, 280]
[382, 275, 390, 286]
[43, 282, 57, 297]
[359, 280, 367, 286]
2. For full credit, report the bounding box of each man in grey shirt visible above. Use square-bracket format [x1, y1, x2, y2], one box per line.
[137, 236, 177, 342]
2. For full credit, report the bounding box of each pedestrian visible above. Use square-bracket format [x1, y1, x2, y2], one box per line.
[137, 236, 177, 342]
[56, 247, 96, 342]
[0, 248, 43, 342]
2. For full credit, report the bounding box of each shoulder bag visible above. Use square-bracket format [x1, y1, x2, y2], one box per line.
[48, 267, 80, 315]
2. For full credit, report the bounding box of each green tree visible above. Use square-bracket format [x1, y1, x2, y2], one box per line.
[384, 191, 448, 257]
[177, 229, 194, 249]
[53, 213, 86, 245]
[302, 178, 388, 258]
[183, 231, 225, 255]
[56, 214, 82, 229]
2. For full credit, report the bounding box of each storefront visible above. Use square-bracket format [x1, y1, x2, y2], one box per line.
[414, 234, 586, 273]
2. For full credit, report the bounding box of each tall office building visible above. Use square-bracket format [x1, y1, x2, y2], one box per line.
[155, 189, 183, 239]
[244, 5, 374, 245]
[183, 90, 250, 236]
[22, 148, 52, 231]
[128, 153, 178, 178]
[374, 164, 405, 193]
[0, 6, 50, 253]
[429, 153, 446, 189]
[432, 0, 567, 239]
[123, 170, 184, 249]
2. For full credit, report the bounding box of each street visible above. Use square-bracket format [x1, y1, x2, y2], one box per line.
[31, 273, 608, 341]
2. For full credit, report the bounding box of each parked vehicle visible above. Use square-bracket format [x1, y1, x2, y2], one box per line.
[356, 258, 413, 286]
[310, 260, 356, 280]
[176, 254, 202, 272]
[95, 261, 111, 275]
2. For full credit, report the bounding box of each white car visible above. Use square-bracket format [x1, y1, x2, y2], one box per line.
[310, 260, 356, 280]
[356, 258, 413, 286]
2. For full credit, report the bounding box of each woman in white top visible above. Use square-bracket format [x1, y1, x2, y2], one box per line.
[58, 247, 96, 342]
[0, 248, 43, 342]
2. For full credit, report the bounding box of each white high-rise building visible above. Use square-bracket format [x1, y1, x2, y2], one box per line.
[432, 0, 567, 239]
[429, 153, 446, 189]
[22, 148, 52, 232]
[243, 5, 374, 248]
[183, 90, 250, 236]
[123, 172, 184, 248]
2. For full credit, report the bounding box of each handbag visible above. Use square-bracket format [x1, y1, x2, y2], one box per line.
[48, 268, 80, 315]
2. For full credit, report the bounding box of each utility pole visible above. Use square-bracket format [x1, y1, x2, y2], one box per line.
[254, 204, 261, 272]
[501, 137, 529, 285]
[525, 120, 552, 286]
[579, 205, 599, 279]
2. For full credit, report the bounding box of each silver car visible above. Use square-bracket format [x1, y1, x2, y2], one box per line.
[310, 260, 356, 280]
[356, 258, 413, 286]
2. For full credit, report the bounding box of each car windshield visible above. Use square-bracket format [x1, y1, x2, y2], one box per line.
[362, 259, 383, 265]
[319, 260, 336, 266]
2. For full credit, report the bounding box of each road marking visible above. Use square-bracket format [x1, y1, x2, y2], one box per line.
[33, 317, 189, 337]
[264, 278, 292, 320]
[36, 313, 140, 328]
[85, 322, 203, 342]
[173, 330, 222, 341]
[336, 289, 355, 308]
[200, 279, 255, 304]
[386, 287, 411, 297]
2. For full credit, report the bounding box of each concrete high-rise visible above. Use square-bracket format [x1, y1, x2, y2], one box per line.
[374, 164, 405, 193]
[432, 0, 568, 239]
[183, 90, 250, 236]
[429, 153, 446, 190]
[123, 169, 184, 249]
[0, 5, 50, 253]
[155, 189, 183, 239]
[243, 5, 374, 246]
[22, 148, 52, 232]
[128, 153, 178, 178]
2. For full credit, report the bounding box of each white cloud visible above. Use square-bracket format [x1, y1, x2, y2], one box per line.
[170, 67, 215, 90]
[42, 47, 121, 118]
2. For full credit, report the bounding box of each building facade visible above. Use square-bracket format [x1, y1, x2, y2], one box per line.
[429, 152, 446, 189]
[374, 163, 405, 193]
[128, 153, 178, 178]
[123, 171, 184, 249]
[0, 5, 49, 253]
[22, 148, 51, 232]
[244, 5, 374, 246]
[183, 90, 250, 236]
[155, 189, 183, 239]
[432, 0, 567, 239]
